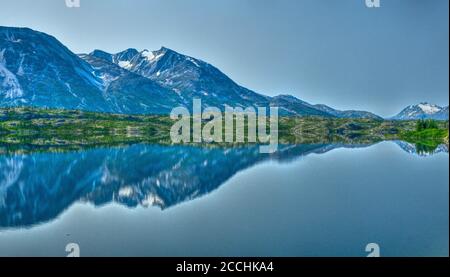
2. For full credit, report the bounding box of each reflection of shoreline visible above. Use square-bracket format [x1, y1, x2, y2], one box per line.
[1, 139, 448, 156]
[2, 107, 448, 155]
[0, 142, 448, 230]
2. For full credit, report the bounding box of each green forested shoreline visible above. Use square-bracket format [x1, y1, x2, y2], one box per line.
[0, 107, 448, 154]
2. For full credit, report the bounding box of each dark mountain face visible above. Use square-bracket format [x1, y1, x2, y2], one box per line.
[0, 27, 108, 111]
[79, 54, 183, 114]
[0, 27, 185, 114]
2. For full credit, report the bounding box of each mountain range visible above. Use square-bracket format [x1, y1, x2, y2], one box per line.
[0, 26, 448, 120]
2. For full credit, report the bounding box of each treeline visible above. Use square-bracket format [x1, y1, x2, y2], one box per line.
[416, 119, 439, 131]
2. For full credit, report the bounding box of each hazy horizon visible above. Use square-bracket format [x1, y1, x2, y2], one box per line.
[0, 0, 448, 117]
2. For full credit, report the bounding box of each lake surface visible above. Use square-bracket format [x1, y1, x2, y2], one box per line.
[0, 141, 448, 257]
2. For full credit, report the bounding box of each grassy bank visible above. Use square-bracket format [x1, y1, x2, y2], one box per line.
[399, 119, 449, 152]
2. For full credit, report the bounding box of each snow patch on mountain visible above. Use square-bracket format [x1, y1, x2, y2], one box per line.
[0, 49, 23, 99]
[187, 57, 200, 67]
[418, 103, 441, 114]
[141, 50, 164, 62]
[118, 60, 132, 69]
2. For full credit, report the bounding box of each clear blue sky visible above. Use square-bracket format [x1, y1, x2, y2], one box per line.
[0, 0, 448, 117]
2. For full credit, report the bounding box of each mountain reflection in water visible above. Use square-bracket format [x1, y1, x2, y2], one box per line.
[0, 142, 448, 229]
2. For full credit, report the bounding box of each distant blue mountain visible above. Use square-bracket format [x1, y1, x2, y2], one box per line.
[313, 104, 383, 120]
[1, 26, 384, 118]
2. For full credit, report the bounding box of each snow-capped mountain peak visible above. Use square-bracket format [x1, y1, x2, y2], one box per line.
[417, 103, 441, 114]
[392, 102, 448, 120]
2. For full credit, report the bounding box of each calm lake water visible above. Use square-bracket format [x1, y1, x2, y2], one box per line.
[0, 141, 448, 257]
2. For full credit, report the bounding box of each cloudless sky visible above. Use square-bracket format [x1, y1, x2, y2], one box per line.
[0, 0, 448, 117]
